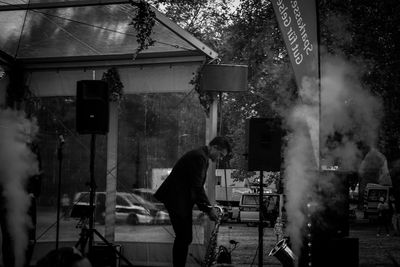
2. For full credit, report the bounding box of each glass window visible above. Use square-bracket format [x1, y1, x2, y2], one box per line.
[367, 189, 387, 202]
[216, 175, 222, 185]
[28, 90, 206, 246]
[116, 195, 129, 207]
[117, 93, 205, 190]
[115, 92, 206, 245]
[242, 195, 258, 205]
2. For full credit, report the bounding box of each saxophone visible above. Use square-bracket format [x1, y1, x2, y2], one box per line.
[202, 205, 224, 267]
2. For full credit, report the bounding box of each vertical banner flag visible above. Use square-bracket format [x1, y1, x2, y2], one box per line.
[272, 0, 319, 88]
[272, 0, 320, 167]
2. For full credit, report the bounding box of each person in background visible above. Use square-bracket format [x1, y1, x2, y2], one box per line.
[154, 136, 231, 267]
[377, 196, 391, 237]
[389, 194, 399, 236]
[273, 217, 284, 242]
[393, 210, 400, 237]
[61, 193, 71, 220]
[261, 197, 271, 221]
[389, 140, 400, 237]
[358, 143, 391, 208]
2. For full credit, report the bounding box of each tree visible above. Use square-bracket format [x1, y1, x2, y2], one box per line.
[153, 0, 400, 175]
[150, 0, 298, 177]
[218, 0, 297, 174]
[150, 0, 233, 50]
[319, 0, 400, 162]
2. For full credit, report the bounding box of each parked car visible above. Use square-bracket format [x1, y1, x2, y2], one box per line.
[131, 188, 166, 211]
[130, 188, 170, 224]
[130, 188, 207, 224]
[122, 191, 169, 224]
[71, 192, 153, 225]
[238, 193, 283, 227]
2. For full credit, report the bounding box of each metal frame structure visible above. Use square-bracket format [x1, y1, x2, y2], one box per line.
[0, 1, 220, 266]
[0, 0, 218, 66]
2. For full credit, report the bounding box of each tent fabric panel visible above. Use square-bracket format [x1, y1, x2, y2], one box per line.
[119, 63, 200, 94]
[28, 62, 201, 96]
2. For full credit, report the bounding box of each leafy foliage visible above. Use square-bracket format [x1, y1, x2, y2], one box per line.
[150, 0, 233, 50]
[153, 0, 400, 174]
[130, 0, 156, 57]
[101, 67, 124, 103]
[218, 0, 297, 171]
[319, 0, 400, 162]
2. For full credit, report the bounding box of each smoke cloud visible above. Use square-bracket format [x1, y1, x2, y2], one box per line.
[0, 109, 39, 267]
[283, 55, 383, 261]
[321, 56, 382, 169]
[284, 76, 320, 258]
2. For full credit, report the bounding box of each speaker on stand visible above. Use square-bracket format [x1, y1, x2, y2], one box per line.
[246, 118, 282, 172]
[74, 80, 133, 267]
[76, 79, 109, 255]
[246, 117, 283, 267]
[76, 80, 109, 135]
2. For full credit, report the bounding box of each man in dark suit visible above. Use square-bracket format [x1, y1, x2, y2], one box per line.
[154, 136, 231, 267]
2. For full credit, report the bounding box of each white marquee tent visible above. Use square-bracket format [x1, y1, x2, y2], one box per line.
[0, 1, 226, 266]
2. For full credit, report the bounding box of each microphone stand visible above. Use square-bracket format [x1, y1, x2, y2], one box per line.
[55, 135, 65, 250]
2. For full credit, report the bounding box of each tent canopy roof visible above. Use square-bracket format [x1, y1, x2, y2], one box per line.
[0, 0, 217, 65]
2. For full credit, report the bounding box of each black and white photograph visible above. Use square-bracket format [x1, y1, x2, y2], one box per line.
[0, 0, 399, 266]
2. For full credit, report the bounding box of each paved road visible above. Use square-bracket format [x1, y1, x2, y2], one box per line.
[35, 209, 400, 266]
[217, 222, 400, 267]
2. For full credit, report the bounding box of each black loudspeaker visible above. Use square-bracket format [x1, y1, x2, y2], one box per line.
[199, 64, 248, 92]
[311, 170, 350, 239]
[76, 80, 109, 134]
[246, 118, 282, 171]
[299, 170, 352, 267]
[311, 238, 359, 267]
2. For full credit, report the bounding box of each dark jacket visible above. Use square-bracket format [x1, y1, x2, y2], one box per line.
[390, 158, 400, 213]
[154, 146, 212, 218]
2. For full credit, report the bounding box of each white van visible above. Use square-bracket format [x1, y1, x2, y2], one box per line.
[238, 193, 283, 226]
[363, 183, 393, 218]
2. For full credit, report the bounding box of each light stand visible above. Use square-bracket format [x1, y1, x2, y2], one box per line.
[75, 218, 135, 267]
[55, 134, 65, 250]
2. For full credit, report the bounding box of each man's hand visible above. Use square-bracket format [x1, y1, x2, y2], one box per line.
[208, 208, 219, 222]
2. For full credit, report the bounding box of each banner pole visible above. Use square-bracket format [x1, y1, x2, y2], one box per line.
[316, 0, 322, 172]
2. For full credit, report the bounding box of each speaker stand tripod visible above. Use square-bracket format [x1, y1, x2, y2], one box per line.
[76, 134, 134, 267]
[75, 217, 134, 267]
